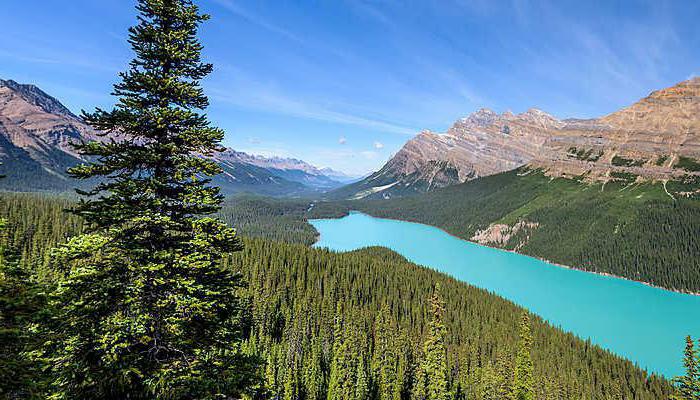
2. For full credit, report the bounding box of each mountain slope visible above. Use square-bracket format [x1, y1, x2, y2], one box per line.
[213, 149, 343, 192]
[336, 78, 700, 200]
[0, 79, 98, 191]
[0, 79, 343, 196]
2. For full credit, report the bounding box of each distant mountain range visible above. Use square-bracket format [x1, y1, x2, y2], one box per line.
[334, 78, 700, 199]
[4, 77, 698, 199]
[0, 79, 350, 196]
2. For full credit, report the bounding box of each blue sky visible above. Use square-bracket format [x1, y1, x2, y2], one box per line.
[1, 1, 699, 175]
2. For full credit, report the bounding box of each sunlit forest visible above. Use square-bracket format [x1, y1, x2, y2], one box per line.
[1, 0, 699, 399]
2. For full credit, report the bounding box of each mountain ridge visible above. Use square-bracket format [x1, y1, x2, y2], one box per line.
[336, 77, 700, 199]
[0, 78, 342, 195]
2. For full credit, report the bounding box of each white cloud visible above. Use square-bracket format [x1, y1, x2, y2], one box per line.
[373, 141, 384, 149]
[339, 136, 347, 145]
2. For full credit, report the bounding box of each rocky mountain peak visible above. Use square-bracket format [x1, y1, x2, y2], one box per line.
[0, 79, 78, 119]
[342, 77, 700, 200]
[216, 148, 326, 175]
[460, 108, 499, 127]
[0, 78, 345, 194]
[514, 108, 563, 129]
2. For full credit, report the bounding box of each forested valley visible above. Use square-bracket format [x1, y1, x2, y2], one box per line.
[0, 0, 697, 398]
[0, 192, 675, 398]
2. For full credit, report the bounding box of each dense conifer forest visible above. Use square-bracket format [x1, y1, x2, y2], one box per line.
[0, 0, 696, 398]
[0, 192, 676, 398]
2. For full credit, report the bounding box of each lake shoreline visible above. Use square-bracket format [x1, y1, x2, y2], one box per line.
[310, 210, 700, 297]
[309, 210, 700, 377]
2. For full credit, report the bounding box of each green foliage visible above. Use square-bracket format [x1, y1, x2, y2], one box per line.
[611, 155, 646, 167]
[0, 170, 49, 398]
[412, 290, 449, 400]
[675, 336, 700, 400]
[219, 195, 319, 245]
[32, 1, 260, 398]
[511, 313, 534, 400]
[656, 155, 670, 166]
[0, 192, 678, 399]
[231, 239, 672, 399]
[0, 217, 47, 399]
[567, 147, 603, 162]
[609, 171, 638, 183]
[373, 305, 401, 400]
[0, 193, 83, 282]
[675, 156, 700, 172]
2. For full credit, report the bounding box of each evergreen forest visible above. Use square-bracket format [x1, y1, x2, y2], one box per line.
[0, 0, 698, 399]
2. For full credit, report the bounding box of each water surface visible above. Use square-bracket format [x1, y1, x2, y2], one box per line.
[310, 211, 700, 377]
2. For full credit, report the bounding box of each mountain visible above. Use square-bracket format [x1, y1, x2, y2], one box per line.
[0, 79, 344, 196]
[318, 167, 359, 183]
[336, 78, 700, 199]
[213, 149, 343, 191]
[0, 79, 100, 191]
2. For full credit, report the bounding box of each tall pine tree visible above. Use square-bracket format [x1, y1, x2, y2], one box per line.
[674, 336, 699, 400]
[328, 303, 353, 400]
[38, 1, 258, 398]
[373, 305, 399, 400]
[413, 289, 449, 400]
[512, 312, 535, 400]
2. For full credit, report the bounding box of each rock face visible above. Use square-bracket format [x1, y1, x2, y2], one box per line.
[0, 79, 343, 195]
[538, 77, 700, 180]
[340, 78, 700, 199]
[0, 79, 100, 190]
[471, 221, 539, 249]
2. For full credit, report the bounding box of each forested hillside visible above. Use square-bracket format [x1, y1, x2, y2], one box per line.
[319, 168, 700, 293]
[0, 0, 695, 398]
[0, 192, 674, 399]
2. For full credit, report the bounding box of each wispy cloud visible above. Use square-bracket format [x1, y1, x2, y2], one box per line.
[373, 141, 384, 149]
[211, 0, 355, 62]
[535, 2, 679, 89]
[359, 150, 379, 160]
[209, 72, 417, 136]
[0, 48, 121, 73]
[346, 1, 397, 29]
[210, 0, 304, 44]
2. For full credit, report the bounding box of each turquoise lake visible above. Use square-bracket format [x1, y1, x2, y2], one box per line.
[309, 211, 700, 378]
